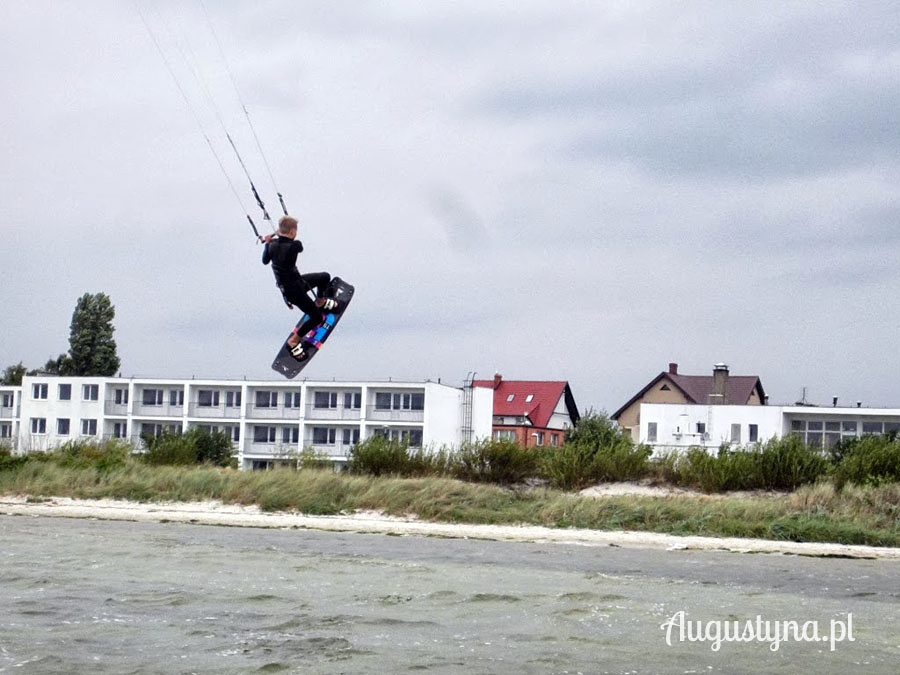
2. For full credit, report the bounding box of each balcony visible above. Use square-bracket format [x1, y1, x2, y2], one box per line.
[104, 401, 129, 416]
[132, 403, 184, 418]
[305, 404, 362, 421]
[307, 441, 355, 459]
[247, 406, 302, 420]
[0, 407, 15, 420]
[244, 442, 299, 458]
[187, 403, 241, 419]
[366, 406, 424, 423]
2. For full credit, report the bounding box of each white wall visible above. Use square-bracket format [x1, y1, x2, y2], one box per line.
[17, 376, 493, 467]
[639, 404, 784, 454]
[639, 402, 900, 455]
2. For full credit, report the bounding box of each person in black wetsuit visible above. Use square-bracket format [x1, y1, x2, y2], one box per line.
[261, 215, 336, 356]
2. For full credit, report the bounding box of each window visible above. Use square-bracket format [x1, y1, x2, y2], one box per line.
[342, 428, 360, 445]
[748, 424, 759, 443]
[344, 392, 361, 410]
[198, 390, 220, 407]
[842, 421, 857, 434]
[81, 419, 98, 436]
[225, 425, 240, 442]
[696, 422, 706, 434]
[281, 427, 299, 444]
[525, 394, 534, 403]
[409, 429, 423, 447]
[314, 391, 338, 409]
[141, 423, 165, 438]
[731, 424, 741, 444]
[374, 393, 391, 410]
[225, 391, 242, 408]
[170, 389, 184, 406]
[647, 422, 657, 443]
[0, 423, 10, 438]
[142, 389, 163, 406]
[533, 432, 544, 446]
[82, 384, 99, 401]
[862, 421, 883, 435]
[253, 426, 276, 443]
[31, 417, 47, 434]
[374, 392, 424, 411]
[660, 384, 671, 391]
[313, 427, 336, 445]
[113, 422, 128, 439]
[255, 391, 277, 408]
[57, 418, 70, 436]
[58, 384, 71, 401]
[494, 429, 516, 441]
[114, 388, 128, 405]
[32, 383, 48, 400]
[284, 392, 301, 408]
[2, 393, 14, 408]
[506, 394, 515, 402]
[550, 433, 559, 447]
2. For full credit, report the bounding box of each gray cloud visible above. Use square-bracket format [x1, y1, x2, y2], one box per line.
[3, 1, 900, 411]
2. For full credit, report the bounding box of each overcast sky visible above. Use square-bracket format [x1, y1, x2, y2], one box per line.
[2, 1, 899, 413]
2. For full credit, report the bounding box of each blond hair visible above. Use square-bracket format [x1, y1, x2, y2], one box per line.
[278, 215, 298, 234]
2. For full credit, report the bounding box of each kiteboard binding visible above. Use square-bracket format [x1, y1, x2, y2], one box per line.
[271, 277, 354, 379]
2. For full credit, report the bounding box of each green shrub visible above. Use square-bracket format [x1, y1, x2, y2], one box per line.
[0, 443, 27, 471]
[298, 447, 332, 471]
[142, 428, 235, 467]
[452, 439, 540, 485]
[662, 436, 829, 492]
[833, 434, 900, 488]
[753, 435, 829, 490]
[347, 436, 415, 476]
[542, 411, 651, 490]
[50, 439, 132, 472]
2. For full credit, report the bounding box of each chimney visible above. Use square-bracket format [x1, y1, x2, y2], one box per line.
[668, 362, 678, 375]
[708, 363, 729, 405]
[493, 373, 503, 390]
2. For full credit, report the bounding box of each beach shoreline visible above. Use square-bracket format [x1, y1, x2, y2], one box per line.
[2, 494, 898, 560]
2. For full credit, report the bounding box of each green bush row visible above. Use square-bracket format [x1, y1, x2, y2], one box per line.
[4, 414, 900, 493]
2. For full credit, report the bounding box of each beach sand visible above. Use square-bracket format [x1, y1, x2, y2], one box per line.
[2, 492, 898, 559]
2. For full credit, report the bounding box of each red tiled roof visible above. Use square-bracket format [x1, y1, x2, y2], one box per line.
[473, 379, 576, 428]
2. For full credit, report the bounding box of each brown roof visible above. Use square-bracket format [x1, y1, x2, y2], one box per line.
[611, 369, 766, 420]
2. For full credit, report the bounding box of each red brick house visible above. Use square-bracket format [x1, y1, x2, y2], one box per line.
[473, 375, 580, 448]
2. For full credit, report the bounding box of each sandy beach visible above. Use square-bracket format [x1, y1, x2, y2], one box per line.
[2, 493, 898, 560]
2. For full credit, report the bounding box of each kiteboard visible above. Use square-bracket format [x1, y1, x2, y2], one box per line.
[271, 277, 355, 379]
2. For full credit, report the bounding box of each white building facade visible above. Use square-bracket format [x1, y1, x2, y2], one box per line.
[0, 384, 21, 443]
[15, 376, 493, 470]
[639, 402, 900, 454]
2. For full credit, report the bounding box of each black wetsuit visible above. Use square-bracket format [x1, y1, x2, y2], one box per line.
[263, 235, 331, 338]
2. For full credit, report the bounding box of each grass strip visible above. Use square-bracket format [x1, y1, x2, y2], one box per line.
[1, 462, 898, 547]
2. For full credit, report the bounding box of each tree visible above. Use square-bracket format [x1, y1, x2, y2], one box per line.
[63, 293, 121, 376]
[1, 362, 26, 385]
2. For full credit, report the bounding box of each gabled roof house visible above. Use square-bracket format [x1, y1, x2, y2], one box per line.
[473, 374, 580, 448]
[612, 363, 766, 441]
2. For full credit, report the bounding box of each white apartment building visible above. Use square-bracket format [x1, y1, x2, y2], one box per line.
[15, 376, 494, 470]
[639, 402, 900, 454]
[0, 384, 20, 443]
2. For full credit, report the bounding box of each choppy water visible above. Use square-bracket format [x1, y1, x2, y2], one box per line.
[1, 515, 898, 674]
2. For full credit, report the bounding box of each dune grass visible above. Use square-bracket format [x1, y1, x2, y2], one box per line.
[2, 459, 899, 547]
